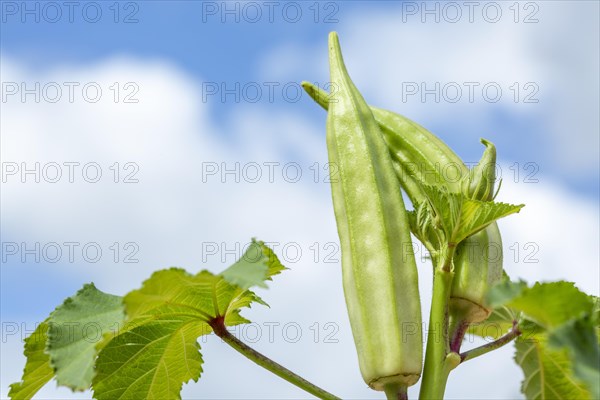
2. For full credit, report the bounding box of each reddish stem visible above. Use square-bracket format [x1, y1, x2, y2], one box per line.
[450, 320, 470, 353]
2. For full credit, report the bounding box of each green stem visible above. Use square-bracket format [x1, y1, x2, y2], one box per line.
[419, 247, 457, 400]
[460, 325, 521, 363]
[211, 318, 340, 400]
[384, 383, 408, 400]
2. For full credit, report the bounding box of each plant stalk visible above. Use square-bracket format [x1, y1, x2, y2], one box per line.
[419, 247, 457, 400]
[210, 317, 340, 400]
[384, 383, 408, 400]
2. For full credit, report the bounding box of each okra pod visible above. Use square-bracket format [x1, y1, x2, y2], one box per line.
[302, 82, 504, 324]
[462, 138, 498, 202]
[451, 139, 502, 322]
[324, 32, 422, 390]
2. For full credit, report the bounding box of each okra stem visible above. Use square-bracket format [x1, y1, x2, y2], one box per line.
[384, 383, 408, 400]
[211, 319, 341, 400]
[419, 251, 456, 400]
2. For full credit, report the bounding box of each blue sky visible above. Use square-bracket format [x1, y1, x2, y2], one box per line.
[1, 1, 599, 399]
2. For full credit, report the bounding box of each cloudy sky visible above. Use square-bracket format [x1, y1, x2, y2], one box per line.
[1, 1, 598, 399]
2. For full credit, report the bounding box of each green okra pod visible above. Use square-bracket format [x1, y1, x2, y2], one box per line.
[450, 223, 503, 323]
[462, 138, 498, 201]
[451, 139, 502, 323]
[302, 82, 504, 324]
[324, 32, 422, 390]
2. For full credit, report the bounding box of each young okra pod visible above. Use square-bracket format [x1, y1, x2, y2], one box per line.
[324, 32, 422, 391]
[451, 139, 502, 323]
[462, 138, 498, 202]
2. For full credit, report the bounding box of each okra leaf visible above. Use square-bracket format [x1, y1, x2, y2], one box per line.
[9, 284, 125, 399]
[92, 314, 207, 400]
[9, 321, 54, 400]
[492, 281, 599, 398]
[547, 316, 600, 399]
[220, 238, 287, 290]
[467, 307, 543, 342]
[467, 306, 515, 339]
[487, 281, 594, 329]
[454, 199, 524, 244]
[515, 336, 592, 400]
[93, 240, 286, 400]
[412, 183, 523, 249]
[46, 283, 126, 391]
[419, 183, 463, 238]
[407, 203, 443, 256]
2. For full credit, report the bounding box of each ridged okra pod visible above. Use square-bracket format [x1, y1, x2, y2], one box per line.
[451, 139, 502, 323]
[302, 82, 503, 323]
[450, 223, 503, 323]
[324, 32, 422, 390]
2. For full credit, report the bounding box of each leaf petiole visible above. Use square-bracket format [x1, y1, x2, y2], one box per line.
[459, 323, 521, 363]
[210, 318, 341, 400]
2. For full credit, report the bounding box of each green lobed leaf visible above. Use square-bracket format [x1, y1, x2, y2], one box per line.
[45, 283, 125, 391]
[548, 316, 600, 399]
[412, 183, 523, 251]
[455, 199, 524, 244]
[92, 316, 207, 400]
[466, 305, 543, 343]
[487, 281, 594, 329]
[515, 336, 592, 400]
[493, 281, 599, 398]
[220, 238, 287, 290]
[256, 239, 287, 279]
[486, 280, 528, 309]
[407, 205, 441, 258]
[93, 269, 262, 399]
[93, 240, 286, 400]
[122, 267, 264, 326]
[419, 183, 462, 240]
[9, 321, 54, 400]
[517, 318, 546, 341]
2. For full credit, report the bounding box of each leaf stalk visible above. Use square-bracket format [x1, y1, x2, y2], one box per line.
[460, 323, 521, 363]
[209, 318, 341, 400]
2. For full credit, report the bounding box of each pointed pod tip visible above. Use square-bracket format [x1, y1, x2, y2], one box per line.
[328, 31, 339, 43]
[300, 81, 315, 94]
[328, 31, 342, 59]
[301, 81, 314, 97]
[480, 138, 495, 148]
[301, 81, 330, 110]
[327, 31, 349, 85]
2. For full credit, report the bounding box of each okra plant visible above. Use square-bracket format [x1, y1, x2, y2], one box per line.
[11, 32, 599, 400]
